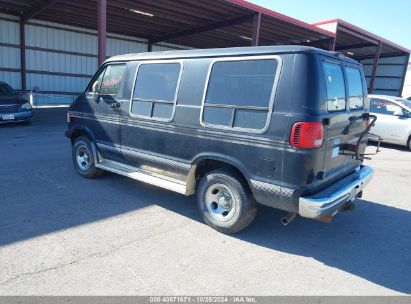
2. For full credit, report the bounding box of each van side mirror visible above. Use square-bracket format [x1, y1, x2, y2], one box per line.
[91, 80, 100, 94]
[90, 80, 102, 103]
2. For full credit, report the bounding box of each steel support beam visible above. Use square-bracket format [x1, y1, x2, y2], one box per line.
[19, 21, 26, 91]
[369, 42, 383, 94]
[97, 0, 107, 65]
[21, 0, 60, 23]
[149, 14, 254, 44]
[18, 0, 60, 91]
[329, 38, 335, 51]
[147, 42, 152, 52]
[251, 12, 261, 46]
[329, 23, 339, 51]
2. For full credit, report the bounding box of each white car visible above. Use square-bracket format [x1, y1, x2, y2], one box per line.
[369, 94, 411, 150]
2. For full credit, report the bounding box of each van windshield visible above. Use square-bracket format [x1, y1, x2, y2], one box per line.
[0, 83, 16, 96]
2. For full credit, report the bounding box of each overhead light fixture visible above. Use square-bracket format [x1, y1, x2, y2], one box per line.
[129, 9, 154, 17]
[239, 35, 252, 41]
[347, 51, 354, 56]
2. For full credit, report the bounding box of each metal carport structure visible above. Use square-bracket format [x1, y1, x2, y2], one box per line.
[314, 19, 410, 96]
[0, 0, 409, 96]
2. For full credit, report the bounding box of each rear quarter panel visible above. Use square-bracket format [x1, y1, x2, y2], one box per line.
[282, 53, 369, 196]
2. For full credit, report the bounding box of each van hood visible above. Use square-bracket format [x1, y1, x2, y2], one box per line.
[0, 95, 28, 105]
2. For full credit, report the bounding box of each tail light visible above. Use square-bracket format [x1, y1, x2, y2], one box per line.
[290, 122, 324, 149]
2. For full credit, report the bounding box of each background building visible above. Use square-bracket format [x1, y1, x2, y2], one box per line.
[0, 0, 409, 106]
[314, 19, 410, 97]
[402, 63, 411, 97]
[0, 12, 189, 105]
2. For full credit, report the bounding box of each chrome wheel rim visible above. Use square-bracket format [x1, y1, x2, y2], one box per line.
[205, 183, 236, 222]
[76, 145, 92, 171]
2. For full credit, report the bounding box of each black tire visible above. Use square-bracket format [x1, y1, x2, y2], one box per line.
[72, 136, 103, 178]
[197, 168, 257, 234]
[408, 137, 411, 151]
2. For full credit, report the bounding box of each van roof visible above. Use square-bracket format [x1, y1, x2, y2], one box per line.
[106, 45, 359, 64]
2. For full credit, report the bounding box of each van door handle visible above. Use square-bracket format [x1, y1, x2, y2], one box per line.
[110, 102, 120, 110]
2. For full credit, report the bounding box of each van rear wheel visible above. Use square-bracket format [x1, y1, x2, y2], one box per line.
[72, 136, 103, 178]
[197, 168, 257, 234]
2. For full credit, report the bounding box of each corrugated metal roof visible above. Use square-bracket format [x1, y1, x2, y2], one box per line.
[0, 0, 334, 49]
[313, 19, 410, 57]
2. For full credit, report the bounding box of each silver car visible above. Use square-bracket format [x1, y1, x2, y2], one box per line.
[369, 94, 411, 150]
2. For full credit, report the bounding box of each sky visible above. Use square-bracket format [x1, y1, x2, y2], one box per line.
[248, 0, 411, 50]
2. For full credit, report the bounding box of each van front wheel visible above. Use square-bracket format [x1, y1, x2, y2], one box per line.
[72, 136, 103, 178]
[197, 169, 257, 234]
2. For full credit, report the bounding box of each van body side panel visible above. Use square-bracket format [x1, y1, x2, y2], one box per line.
[67, 92, 96, 140]
[277, 53, 327, 198]
[246, 54, 296, 212]
[118, 55, 292, 207]
[118, 59, 211, 180]
[121, 56, 293, 189]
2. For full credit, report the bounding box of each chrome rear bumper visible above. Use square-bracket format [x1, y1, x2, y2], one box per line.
[299, 166, 374, 219]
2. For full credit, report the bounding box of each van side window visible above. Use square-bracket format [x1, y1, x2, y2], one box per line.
[100, 64, 126, 96]
[370, 99, 403, 116]
[203, 58, 279, 131]
[131, 63, 182, 120]
[323, 62, 346, 112]
[346, 67, 364, 110]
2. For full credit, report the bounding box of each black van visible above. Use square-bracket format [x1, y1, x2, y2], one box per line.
[66, 46, 375, 233]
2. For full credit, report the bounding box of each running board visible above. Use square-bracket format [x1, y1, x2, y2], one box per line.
[96, 160, 187, 195]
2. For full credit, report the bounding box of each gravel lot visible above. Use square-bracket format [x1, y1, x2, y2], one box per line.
[0, 109, 410, 295]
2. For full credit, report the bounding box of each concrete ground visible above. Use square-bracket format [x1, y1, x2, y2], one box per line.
[0, 109, 410, 295]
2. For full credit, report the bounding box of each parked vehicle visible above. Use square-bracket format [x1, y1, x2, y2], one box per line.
[0, 81, 32, 124]
[66, 46, 375, 233]
[369, 94, 411, 150]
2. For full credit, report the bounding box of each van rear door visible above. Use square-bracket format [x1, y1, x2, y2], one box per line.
[320, 60, 368, 180]
[344, 65, 369, 161]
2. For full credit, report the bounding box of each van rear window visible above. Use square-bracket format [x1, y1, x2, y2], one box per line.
[202, 58, 279, 131]
[322, 62, 346, 112]
[346, 67, 364, 110]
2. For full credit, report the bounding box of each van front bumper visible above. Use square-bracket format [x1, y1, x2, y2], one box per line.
[299, 165, 374, 219]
